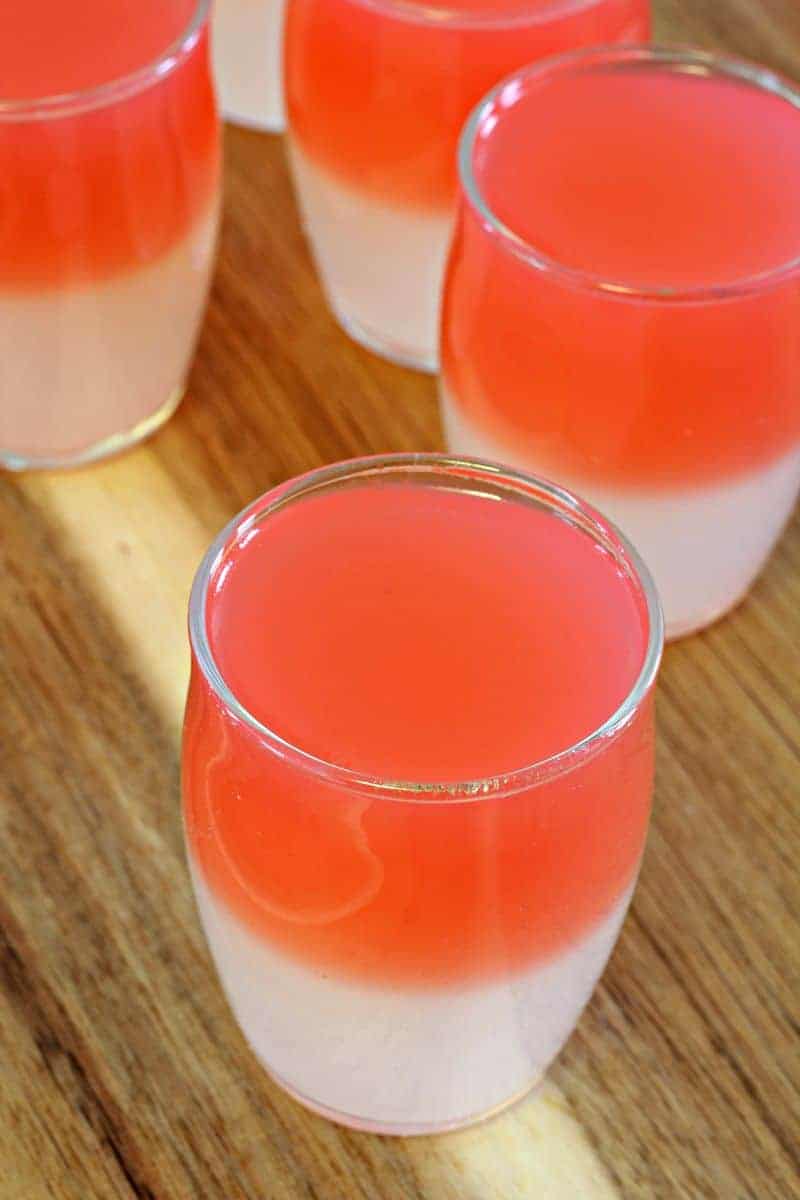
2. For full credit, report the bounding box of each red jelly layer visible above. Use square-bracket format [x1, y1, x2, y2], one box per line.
[183, 480, 654, 987]
[442, 62, 800, 488]
[0, 1, 218, 290]
[285, 0, 649, 210]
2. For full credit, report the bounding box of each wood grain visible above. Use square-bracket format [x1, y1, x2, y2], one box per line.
[1, 3, 799, 1198]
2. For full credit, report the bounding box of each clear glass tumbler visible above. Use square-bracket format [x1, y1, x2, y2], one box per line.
[440, 46, 800, 637]
[212, 0, 286, 130]
[183, 454, 663, 1135]
[285, 0, 650, 371]
[0, 1, 221, 470]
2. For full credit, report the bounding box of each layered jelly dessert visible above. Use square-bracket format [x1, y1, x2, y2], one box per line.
[285, 0, 649, 369]
[441, 48, 800, 636]
[213, 0, 285, 130]
[0, 0, 220, 468]
[183, 457, 661, 1133]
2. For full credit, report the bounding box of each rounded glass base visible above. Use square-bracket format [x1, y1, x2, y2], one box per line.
[222, 110, 285, 134]
[267, 1066, 542, 1137]
[0, 385, 184, 473]
[333, 305, 438, 375]
[665, 583, 756, 641]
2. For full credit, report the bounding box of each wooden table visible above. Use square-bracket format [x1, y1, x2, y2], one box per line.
[2, 3, 799, 1197]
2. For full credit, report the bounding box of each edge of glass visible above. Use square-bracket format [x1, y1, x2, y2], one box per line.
[0, 0, 212, 120]
[458, 43, 800, 302]
[188, 453, 665, 803]
[293, 0, 626, 31]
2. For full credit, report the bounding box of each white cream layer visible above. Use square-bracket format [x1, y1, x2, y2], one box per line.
[213, 0, 285, 132]
[288, 142, 450, 371]
[191, 859, 633, 1132]
[441, 386, 800, 640]
[0, 206, 219, 467]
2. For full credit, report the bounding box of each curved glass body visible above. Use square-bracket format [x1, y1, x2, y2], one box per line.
[441, 47, 800, 637]
[0, 0, 221, 470]
[182, 454, 663, 1135]
[285, 0, 650, 370]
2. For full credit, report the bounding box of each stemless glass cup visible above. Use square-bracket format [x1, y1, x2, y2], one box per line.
[284, 0, 650, 372]
[182, 453, 663, 1136]
[440, 46, 800, 639]
[0, 2, 221, 471]
[212, 0, 285, 130]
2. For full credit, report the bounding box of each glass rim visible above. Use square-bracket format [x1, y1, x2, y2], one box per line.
[188, 453, 664, 802]
[458, 44, 800, 302]
[0, 0, 211, 120]
[319, 0, 621, 31]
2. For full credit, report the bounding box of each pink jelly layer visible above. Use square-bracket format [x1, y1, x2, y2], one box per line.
[0, 1, 218, 289]
[285, 0, 649, 209]
[183, 477, 654, 987]
[442, 59, 800, 488]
